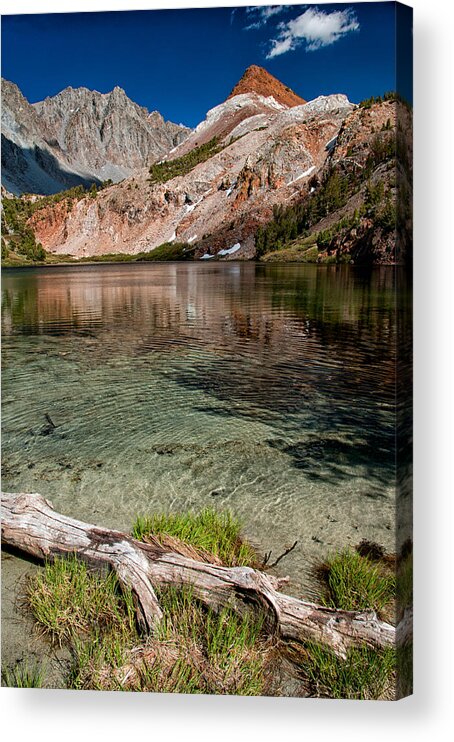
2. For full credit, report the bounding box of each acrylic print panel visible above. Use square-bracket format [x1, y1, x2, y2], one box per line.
[1, 2, 413, 699]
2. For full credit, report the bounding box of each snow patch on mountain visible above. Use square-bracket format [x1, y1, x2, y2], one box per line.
[286, 165, 316, 186]
[218, 243, 241, 256]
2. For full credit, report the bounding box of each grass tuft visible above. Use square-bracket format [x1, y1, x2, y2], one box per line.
[301, 642, 396, 700]
[318, 548, 395, 616]
[27, 554, 136, 646]
[132, 508, 257, 567]
[396, 640, 413, 699]
[1, 661, 46, 688]
[396, 551, 413, 618]
[27, 550, 269, 695]
[68, 584, 270, 695]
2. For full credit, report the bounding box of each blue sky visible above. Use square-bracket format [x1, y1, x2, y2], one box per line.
[1, 3, 411, 128]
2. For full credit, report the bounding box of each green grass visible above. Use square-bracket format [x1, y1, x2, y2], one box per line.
[77, 252, 138, 263]
[284, 545, 399, 699]
[148, 137, 223, 184]
[139, 585, 268, 696]
[27, 533, 267, 694]
[135, 242, 194, 261]
[395, 548, 413, 698]
[75, 242, 194, 263]
[2, 242, 195, 268]
[27, 554, 136, 646]
[396, 640, 413, 699]
[262, 244, 319, 263]
[1, 661, 46, 689]
[132, 507, 257, 567]
[301, 642, 396, 700]
[23, 516, 401, 699]
[319, 548, 396, 616]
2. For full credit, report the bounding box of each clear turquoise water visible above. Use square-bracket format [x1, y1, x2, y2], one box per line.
[2, 262, 402, 597]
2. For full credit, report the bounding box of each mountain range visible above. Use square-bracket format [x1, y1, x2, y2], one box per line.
[1, 79, 189, 195]
[1, 66, 411, 264]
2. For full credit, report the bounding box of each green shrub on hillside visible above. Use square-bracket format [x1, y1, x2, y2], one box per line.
[148, 137, 222, 184]
[255, 123, 396, 260]
[255, 168, 352, 258]
[1, 197, 46, 262]
[135, 242, 194, 261]
[359, 91, 399, 109]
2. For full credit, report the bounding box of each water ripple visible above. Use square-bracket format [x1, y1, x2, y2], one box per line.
[1, 263, 409, 591]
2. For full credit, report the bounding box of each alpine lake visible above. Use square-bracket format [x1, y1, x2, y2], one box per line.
[1, 261, 409, 673]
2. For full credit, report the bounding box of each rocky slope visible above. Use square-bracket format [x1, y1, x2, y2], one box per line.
[27, 78, 355, 258]
[1, 79, 190, 195]
[1, 79, 96, 196]
[9, 67, 411, 265]
[33, 86, 190, 183]
[260, 98, 412, 265]
[30, 96, 354, 258]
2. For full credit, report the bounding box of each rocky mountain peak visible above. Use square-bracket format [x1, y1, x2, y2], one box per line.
[2, 78, 26, 104]
[109, 85, 128, 101]
[228, 65, 306, 108]
[2, 79, 191, 194]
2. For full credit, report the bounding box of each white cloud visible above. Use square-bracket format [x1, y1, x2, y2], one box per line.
[244, 5, 288, 31]
[266, 7, 360, 58]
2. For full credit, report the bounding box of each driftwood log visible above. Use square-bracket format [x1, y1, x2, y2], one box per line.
[1, 492, 397, 658]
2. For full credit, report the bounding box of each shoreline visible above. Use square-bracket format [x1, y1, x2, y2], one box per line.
[1, 498, 405, 698]
[1, 258, 403, 269]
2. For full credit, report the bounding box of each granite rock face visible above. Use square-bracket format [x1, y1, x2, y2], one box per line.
[1, 79, 190, 195]
[1, 79, 95, 195]
[33, 85, 190, 183]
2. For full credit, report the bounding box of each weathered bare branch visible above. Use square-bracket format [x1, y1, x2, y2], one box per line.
[1, 491, 398, 657]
